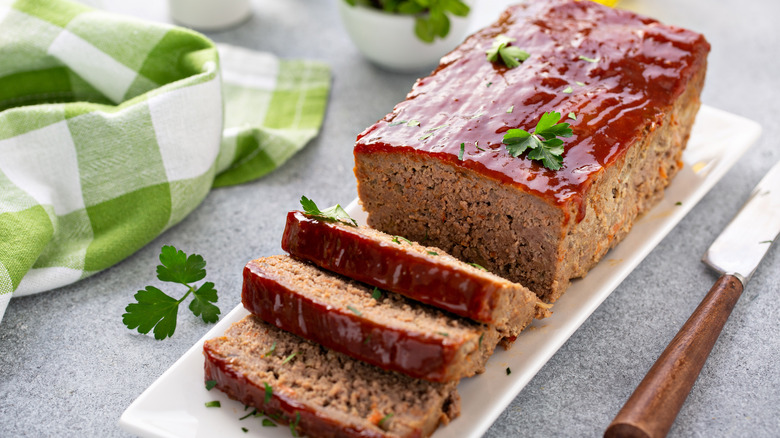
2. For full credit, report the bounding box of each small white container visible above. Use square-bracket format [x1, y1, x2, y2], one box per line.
[337, 1, 474, 73]
[168, 0, 251, 31]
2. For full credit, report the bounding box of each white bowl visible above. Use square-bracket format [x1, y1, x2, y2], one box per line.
[168, 0, 251, 31]
[337, 1, 474, 73]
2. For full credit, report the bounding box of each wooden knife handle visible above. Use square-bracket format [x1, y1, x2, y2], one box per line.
[604, 274, 744, 438]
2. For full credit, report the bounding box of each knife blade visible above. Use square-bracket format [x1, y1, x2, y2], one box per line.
[605, 160, 780, 438]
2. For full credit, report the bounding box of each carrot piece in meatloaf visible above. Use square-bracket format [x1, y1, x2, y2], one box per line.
[353, 0, 710, 302]
[204, 316, 459, 438]
[242, 255, 503, 382]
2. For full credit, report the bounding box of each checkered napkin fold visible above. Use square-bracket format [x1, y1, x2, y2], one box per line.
[0, 0, 331, 322]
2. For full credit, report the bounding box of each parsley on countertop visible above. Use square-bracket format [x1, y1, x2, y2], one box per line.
[122, 245, 220, 340]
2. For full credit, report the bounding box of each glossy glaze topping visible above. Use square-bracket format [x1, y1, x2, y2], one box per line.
[281, 211, 505, 324]
[355, 0, 709, 209]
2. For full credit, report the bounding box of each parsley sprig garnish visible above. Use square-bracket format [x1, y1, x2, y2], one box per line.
[122, 245, 220, 340]
[502, 111, 573, 170]
[300, 196, 357, 226]
[486, 35, 529, 68]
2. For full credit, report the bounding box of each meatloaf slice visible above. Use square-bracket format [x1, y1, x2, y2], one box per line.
[243, 255, 502, 382]
[204, 316, 460, 438]
[353, 0, 710, 302]
[281, 210, 550, 336]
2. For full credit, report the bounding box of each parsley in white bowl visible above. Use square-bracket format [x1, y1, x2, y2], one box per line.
[338, 0, 474, 72]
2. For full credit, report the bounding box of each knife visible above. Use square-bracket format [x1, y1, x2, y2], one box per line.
[604, 160, 780, 438]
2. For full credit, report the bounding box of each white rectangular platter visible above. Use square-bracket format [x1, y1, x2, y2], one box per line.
[120, 105, 761, 438]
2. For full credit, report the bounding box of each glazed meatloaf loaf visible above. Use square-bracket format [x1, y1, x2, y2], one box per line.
[353, 0, 710, 301]
[204, 316, 459, 438]
[243, 255, 503, 382]
[281, 210, 549, 336]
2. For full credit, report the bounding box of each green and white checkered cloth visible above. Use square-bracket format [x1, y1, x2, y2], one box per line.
[0, 0, 331, 323]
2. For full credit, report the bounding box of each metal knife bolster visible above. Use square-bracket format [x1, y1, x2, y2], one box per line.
[702, 160, 780, 285]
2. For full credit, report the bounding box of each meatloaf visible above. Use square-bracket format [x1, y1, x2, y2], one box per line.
[281, 210, 550, 335]
[204, 315, 459, 438]
[243, 255, 502, 382]
[353, 0, 710, 301]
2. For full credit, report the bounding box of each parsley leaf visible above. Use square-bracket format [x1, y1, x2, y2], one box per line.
[122, 286, 179, 340]
[502, 111, 572, 170]
[156, 245, 206, 284]
[486, 35, 529, 68]
[393, 235, 412, 245]
[400, 0, 469, 43]
[527, 138, 565, 169]
[389, 119, 421, 127]
[418, 124, 448, 141]
[205, 380, 217, 391]
[281, 352, 298, 365]
[378, 413, 394, 430]
[290, 412, 301, 437]
[578, 55, 599, 63]
[189, 281, 220, 323]
[300, 196, 357, 226]
[240, 409, 258, 420]
[122, 246, 220, 340]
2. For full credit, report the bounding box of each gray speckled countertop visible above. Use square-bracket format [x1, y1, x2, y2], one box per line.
[1, 0, 778, 437]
